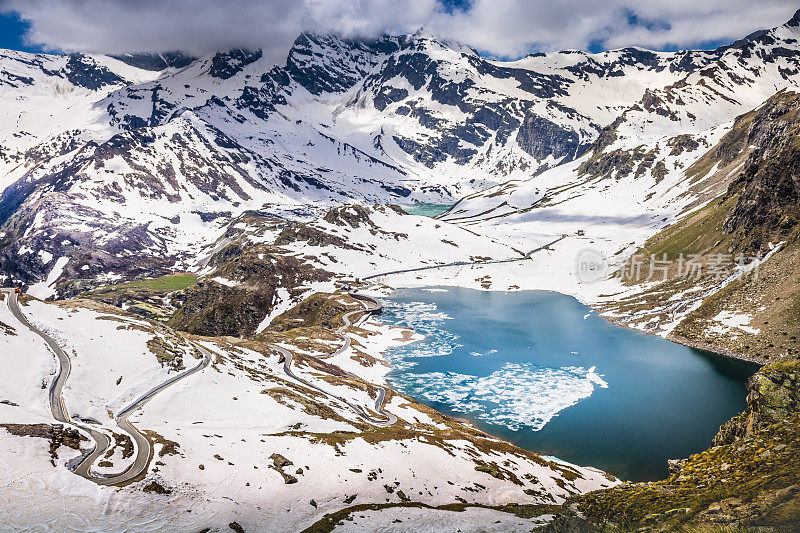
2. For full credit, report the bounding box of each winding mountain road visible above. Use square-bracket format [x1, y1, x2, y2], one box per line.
[362, 234, 568, 281]
[3, 288, 211, 486]
[281, 235, 568, 424]
[279, 292, 396, 427]
[3, 284, 395, 485]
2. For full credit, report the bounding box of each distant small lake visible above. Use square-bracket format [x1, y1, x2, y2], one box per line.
[378, 287, 758, 481]
[400, 203, 453, 217]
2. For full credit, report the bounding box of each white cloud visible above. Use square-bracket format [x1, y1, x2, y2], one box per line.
[0, 0, 440, 61]
[430, 0, 799, 56]
[0, 0, 797, 61]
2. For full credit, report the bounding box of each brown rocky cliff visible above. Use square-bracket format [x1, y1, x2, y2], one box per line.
[714, 361, 800, 446]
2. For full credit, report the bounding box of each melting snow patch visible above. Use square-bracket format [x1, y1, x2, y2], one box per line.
[97, 272, 123, 283]
[37, 250, 53, 265]
[27, 257, 69, 299]
[710, 310, 760, 335]
[256, 287, 292, 333]
[211, 276, 238, 287]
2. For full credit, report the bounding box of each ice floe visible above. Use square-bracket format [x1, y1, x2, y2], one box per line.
[390, 362, 608, 431]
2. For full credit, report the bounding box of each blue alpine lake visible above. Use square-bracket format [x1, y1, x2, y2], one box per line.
[399, 203, 454, 217]
[378, 287, 758, 481]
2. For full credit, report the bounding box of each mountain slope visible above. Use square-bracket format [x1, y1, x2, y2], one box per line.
[591, 90, 800, 362]
[3, 11, 800, 313]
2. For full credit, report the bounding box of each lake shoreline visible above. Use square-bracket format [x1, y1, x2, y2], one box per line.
[374, 286, 755, 482]
[664, 334, 767, 366]
[378, 281, 768, 367]
[596, 313, 767, 366]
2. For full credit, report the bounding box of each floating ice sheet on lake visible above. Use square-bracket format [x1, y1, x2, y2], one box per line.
[381, 297, 609, 431]
[390, 362, 608, 431]
[381, 300, 462, 366]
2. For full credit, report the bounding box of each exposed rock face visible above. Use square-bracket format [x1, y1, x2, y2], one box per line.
[790, 8, 800, 27]
[516, 114, 583, 162]
[286, 32, 399, 95]
[208, 49, 263, 79]
[169, 252, 332, 338]
[63, 54, 125, 90]
[665, 133, 700, 156]
[722, 92, 800, 252]
[714, 361, 800, 446]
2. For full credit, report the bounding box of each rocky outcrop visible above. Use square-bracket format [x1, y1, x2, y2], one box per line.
[286, 32, 399, 96]
[268, 292, 352, 332]
[63, 54, 125, 90]
[516, 113, 583, 162]
[268, 453, 298, 484]
[323, 203, 398, 228]
[714, 360, 800, 446]
[722, 91, 800, 252]
[208, 49, 263, 80]
[533, 515, 598, 533]
[111, 52, 195, 71]
[0, 423, 87, 466]
[274, 223, 356, 249]
[169, 252, 332, 338]
[566, 360, 800, 532]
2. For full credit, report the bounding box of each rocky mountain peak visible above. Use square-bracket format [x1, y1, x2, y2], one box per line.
[5, 12, 800, 296]
[208, 48, 263, 79]
[285, 32, 400, 95]
[63, 53, 126, 90]
[789, 8, 800, 27]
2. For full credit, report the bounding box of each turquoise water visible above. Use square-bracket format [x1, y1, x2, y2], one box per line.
[379, 287, 758, 481]
[400, 203, 454, 217]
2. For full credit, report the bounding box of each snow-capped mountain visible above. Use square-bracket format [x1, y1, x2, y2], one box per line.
[3, 10, 800, 295]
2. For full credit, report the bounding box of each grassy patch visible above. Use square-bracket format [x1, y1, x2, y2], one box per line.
[635, 194, 735, 263]
[89, 273, 197, 294]
[81, 274, 197, 322]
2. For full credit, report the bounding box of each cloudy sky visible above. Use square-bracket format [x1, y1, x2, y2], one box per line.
[0, 0, 797, 61]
